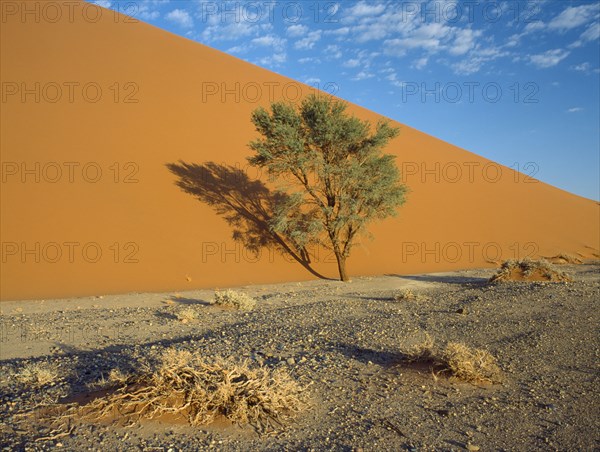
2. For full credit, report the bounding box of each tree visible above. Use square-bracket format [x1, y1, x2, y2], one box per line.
[247, 94, 407, 281]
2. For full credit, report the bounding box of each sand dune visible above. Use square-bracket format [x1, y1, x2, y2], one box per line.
[1, 0, 598, 300]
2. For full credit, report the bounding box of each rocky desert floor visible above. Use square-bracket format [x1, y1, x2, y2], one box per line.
[1, 263, 598, 451]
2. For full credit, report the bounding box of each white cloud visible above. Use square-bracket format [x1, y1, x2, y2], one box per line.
[339, 2, 420, 43]
[548, 4, 599, 31]
[93, 0, 111, 7]
[286, 24, 308, 38]
[202, 21, 258, 41]
[476, 47, 506, 58]
[342, 51, 375, 70]
[166, 9, 193, 28]
[524, 22, 546, 33]
[567, 107, 583, 113]
[304, 77, 321, 85]
[505, 21, 545, 48]
[139, 11, 160, 20]
[136, 4, 161, 21]
[385, 72, 405, 88]
[354, 24, 390, 43]
[412, 56, 428, 70]
[344, 1, 386, 21]
[298, 57, 318, 64]
[294, 30, 322, 50]
[200, 7, 273, 42]
[384, 23, 452, 56]
[449, 28, 482, 56]
[571, 62, 600, 74]
[580, 22, 600, 42]
[507, 5, 598, 48]
[505, 34, 521, 48]
[325, 44, 342, 59]
[452, 59, 484, 75]
[350, 10, 417, 43]
[343, 59, 361, 68]
[325, 27, 350, 36]
[252, 35, 286, 50]
[258, 53, 287, 67]
[451, 46, 508, 75]
[529, 49, 570, 68]
[227, 44, 249, 54]
[351, 71, 375, 81]
[572, 62, 591, 72]
[272, 53, 287, 64]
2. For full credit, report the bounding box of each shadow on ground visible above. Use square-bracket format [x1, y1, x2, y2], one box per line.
[166, 297, 212, 306]
[387, 274, 490, 287]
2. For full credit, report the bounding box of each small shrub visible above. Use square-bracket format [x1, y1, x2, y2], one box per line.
[213, 290, 256, 310]
[489, 258, 572, 283]
[17, 362, 59, 387]
[108, 368, 131, 385]
[394, 288, 428, 302]
[175, 307, 198, 323]
[400, 336, 503, 385]
[79, 348, 306, 432]
[89, 368, 132, 390]
[394, 288, 416, 301]
[441, 342, 503, 384]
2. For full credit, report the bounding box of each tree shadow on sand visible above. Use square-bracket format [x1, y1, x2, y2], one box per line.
[166, 161, 331, 280]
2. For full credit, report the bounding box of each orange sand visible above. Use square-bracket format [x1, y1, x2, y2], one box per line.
[1, 1, 598, 300]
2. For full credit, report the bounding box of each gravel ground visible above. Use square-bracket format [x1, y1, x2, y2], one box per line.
[1, 263, 598, 451]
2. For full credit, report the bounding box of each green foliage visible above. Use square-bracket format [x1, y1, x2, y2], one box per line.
[248, 94, 407, 280]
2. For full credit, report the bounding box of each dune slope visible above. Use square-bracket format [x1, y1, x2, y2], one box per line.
[1, 0, 598, 300]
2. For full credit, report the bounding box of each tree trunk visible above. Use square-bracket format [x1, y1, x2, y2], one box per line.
[335, 253, 349, 282]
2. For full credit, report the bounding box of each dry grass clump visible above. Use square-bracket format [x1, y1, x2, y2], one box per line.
[16, 362, 60, 387]
[441, 342, 503, 384]
[489, 258, 572, 283]
[400, 337, 502, 385]
[88, 368, 132, 390]
[213, 290, 256, 310]
[107, 368, 131, 385]
[394, 288, 428, 302]
[175, 307, 198, 323]
[78, 348, 306, 432]
[548, 253, 583, 265]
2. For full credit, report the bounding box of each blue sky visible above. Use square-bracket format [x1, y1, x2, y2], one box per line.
[93, 0, 599, 200]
